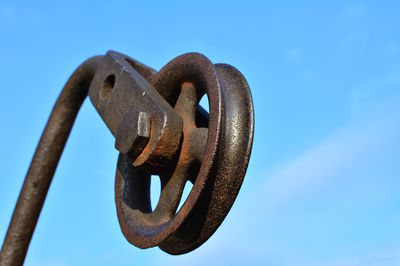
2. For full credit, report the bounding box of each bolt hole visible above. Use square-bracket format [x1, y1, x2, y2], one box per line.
[101, 74, 116, 100]
[150, 175, 161, 211]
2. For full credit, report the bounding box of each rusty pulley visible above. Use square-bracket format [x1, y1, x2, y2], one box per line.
[0, 51, 254, 265]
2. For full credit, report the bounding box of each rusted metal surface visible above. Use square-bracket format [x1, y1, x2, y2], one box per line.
[115, 53, 254, 254]
[0, 51, 254, 265]
[0, 56, 103, 266]
[89, 51, 183, 170]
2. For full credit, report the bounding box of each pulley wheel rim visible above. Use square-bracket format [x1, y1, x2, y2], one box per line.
[115, 53, 223, 249]
[159, 63, 254, 254]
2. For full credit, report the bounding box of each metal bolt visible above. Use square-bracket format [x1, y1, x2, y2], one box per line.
[136, 112, 151, 139]
[115, 110, 151, 159]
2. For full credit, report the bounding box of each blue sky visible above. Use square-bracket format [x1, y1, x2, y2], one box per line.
[1, 1, 400, 265]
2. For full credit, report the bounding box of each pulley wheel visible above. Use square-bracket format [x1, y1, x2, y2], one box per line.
[115, 53, 254, 254]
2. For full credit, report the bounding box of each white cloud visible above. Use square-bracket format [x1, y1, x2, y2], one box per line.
[284, 48, 301, 63]
[0, 4, 43, 28]
[28, 258, 68, 266]
[0, 5, 18, 25]
[339, 3, 368, 24]
[153, 92, 400, 266]
[256, 94, 400, 209]
[348, 73, 400, 118]
[306, 247, 400, 266]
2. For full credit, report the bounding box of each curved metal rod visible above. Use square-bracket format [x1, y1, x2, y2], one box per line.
[0, 56, 103, 266]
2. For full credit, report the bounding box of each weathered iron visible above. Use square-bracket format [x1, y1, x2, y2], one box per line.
[0, 51, 254, 265]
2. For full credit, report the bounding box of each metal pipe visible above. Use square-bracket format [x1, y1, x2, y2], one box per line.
[0, 56, 103, 266]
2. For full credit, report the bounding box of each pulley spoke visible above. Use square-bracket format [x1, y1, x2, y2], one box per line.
[152, 161, 190, 220]
[188, 127, 208, 163]
[174, 82, 202, 127]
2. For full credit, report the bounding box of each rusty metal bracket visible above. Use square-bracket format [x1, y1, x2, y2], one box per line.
[0, 51, 254, 265]
[89, 51, 183, 170]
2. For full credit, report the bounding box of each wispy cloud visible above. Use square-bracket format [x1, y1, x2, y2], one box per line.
[0, 4, 43, 29]
[306, 248, 400, 266]
[339, 3, 368, 24]
[28, 258, 68, 266]
[348, 73, 400, 118]
[257, 96, 400, 209]
[284, 47, 301, 63]
[0, 5, 18, 25]
[154, 92, 400, 266]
